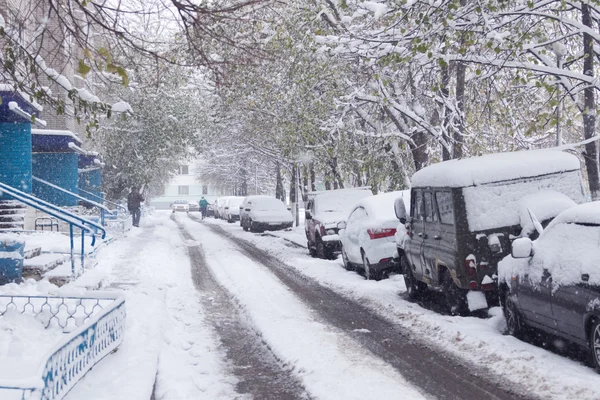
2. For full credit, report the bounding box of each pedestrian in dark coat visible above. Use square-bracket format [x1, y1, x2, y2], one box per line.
[127, 186, 145, 227]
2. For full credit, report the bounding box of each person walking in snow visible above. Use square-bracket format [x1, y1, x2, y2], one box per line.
[199, 196, 209, 219]
[127, 186, 145, 227]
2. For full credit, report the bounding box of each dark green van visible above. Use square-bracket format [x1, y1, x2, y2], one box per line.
[395, 150, 585, 314]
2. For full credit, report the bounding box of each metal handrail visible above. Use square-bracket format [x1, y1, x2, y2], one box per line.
[77, 187, 127, 213]
[32, 176, 113, 227]
[0, 181, 106, 277]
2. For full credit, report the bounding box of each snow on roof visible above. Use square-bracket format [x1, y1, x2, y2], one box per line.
[8, 101, 46, 126]
[31, 128, 82, 143]
[67, 142, 99, 156]
[549, 201, 600, 227]
[359, 190, 409, 221]
[411, 150, 581, 188]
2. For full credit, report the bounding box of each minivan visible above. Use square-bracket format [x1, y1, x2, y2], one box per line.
[394, 150, 585, 314]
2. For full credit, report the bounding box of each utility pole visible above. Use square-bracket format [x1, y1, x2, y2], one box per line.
[556, 53, 562, 147]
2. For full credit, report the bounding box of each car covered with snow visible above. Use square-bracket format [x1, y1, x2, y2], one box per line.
[171, 199, 189, 213]
[396, 150, 585, 315]
[223, 196, 245, 222]
[498, 202, 600, 372]
[338, 191, 407, 280]
[240, 196, 293, 232]
[188, 201, 200, 212]
[305, 188, 373, 259]
[215, 196, 233, 219]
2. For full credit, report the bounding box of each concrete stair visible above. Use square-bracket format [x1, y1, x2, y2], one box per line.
[0, 200, 26, 231]
[22, 253, 70, 281]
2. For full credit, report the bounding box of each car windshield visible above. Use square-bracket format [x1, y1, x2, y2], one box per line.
[532, 222, 600, 286]
[253, 198, 286, 211]
[228, 198, 245, 207]
[315, 191, 372, 214]
[174, 200, 187, 204]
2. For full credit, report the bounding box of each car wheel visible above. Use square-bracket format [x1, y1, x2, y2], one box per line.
[308, 242, 316, 257]
[590, 319, 600, 373]
[362, 251, 379, 281]
[504, 294, 524, 338]
[316, 237, 327, 259]
[341, 247, 353, 271]
[441, 270, 468, 316]
[402, 256, 426, 300]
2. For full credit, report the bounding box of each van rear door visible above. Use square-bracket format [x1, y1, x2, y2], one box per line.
[407, 189, 426, 279]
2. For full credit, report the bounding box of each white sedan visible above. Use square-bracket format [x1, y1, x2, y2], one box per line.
[240, 196, 293, 232]
[338, 191, 407, 280]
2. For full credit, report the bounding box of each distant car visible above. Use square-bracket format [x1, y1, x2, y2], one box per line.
[224, 196, 245, 222]
[305, 188, 373, 259]
[240, 196, 293, 232]
[171, 199, 189, 213]
[216, 196, 234, 219]
[206, 204, 215, 218]
[188, 201, 200, 212]
[338, 191, 407, 280]
[499, 201, 600, 372]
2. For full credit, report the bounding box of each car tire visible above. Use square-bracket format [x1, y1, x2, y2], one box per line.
[341, 247, 353, 271]
[362, 251, 379, 281]
[441, 270, 468, 316]
[316, 237, 330, 259]
[589, 319, 600, 373]
[503, 294, 525, 339]
[402, 256, 426, 300]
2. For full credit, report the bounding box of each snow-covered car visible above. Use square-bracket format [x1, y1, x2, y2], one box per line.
[305, 188, 373, 259]
[240, 196, 293, 232]
[393, 190, 411, 251]
[188, 201, 200, 212]
[498, 201, 600, 372]
[338, 191, 407, 280]
[171, 199, 189, 213]
[215, 196, 234, 219]
[396, 150, 585, 315]
[224, 196, 245, 222]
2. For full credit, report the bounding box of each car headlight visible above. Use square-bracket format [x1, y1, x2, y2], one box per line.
[326, 229, 335, 235]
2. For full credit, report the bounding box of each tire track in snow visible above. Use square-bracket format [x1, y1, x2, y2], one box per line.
[172, 215, 309, 400]
[182, 215, 431, 400]
[191, 215, 533, 400]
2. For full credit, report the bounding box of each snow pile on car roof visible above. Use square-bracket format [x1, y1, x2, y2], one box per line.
[359, 190, 409, 221]
[549, 201, 600, 227]
[411, 150, 580, 188]
[314, 188, 372, 214]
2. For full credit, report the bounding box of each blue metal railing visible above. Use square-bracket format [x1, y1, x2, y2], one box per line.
[77, 187, 126, 213]
[0, 182, 106, 277]
[0, 293, 126, 400]
[32, 176, 112, 226]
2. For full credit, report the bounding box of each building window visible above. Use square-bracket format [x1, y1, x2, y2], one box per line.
[202, 185, 208, 195]
[178, 186, 189, 195]
[179, 165, 189, 175]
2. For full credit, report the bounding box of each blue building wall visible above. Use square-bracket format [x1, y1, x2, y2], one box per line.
[79, 169, 103, 202]
[0, 122, 32, 199]
[32, 153, 79, 206]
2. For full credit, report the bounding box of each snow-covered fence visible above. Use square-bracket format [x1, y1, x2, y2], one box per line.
[104, 214, 132, 235]
[0, 292, 126, 400]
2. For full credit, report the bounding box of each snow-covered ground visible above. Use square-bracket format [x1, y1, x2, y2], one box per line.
[3, 211, 599, 399]
[205, 217, 600, 400]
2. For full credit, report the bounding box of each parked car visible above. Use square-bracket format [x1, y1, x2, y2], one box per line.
[240, 196, 293, 232]
[338, 191, 407, 280]
[498, 201, 600, 372]
[206, 204, 215, 218]
[215, 196, 233, 219]
[395, 150, 584, 315]
[224, 196, 245, 222]
[188, 201, 200, 212]
[171, 199, 189, 213]
[305, 188, 373, 259]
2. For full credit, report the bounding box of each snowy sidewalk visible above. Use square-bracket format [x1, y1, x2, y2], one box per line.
[64, 212, 239, 400]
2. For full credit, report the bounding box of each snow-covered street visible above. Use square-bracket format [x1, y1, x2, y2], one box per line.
[14, 210, 587, 400]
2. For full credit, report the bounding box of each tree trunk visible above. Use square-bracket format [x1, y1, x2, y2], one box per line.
[440, 63, 452, 160]
[275, 162, 284, 200]
[240, 167, 248, 196]
[290, 164, 297, 202]
[309, 163, 316, 191]
[454, 60, 466, 159]
[302, 165, 309, 202]
[408, 131, 429, 171]
[582, 3, 600, 200]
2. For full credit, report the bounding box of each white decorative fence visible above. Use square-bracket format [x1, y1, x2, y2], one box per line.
[0, 293, 126, 400]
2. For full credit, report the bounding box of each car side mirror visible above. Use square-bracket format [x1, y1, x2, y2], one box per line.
[245, 208, 251, 212]
[305, 210, 312, 220]
[337, 221, 347, 230]
[511, 237, 534, 259]
[394, 197, 407, 224]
